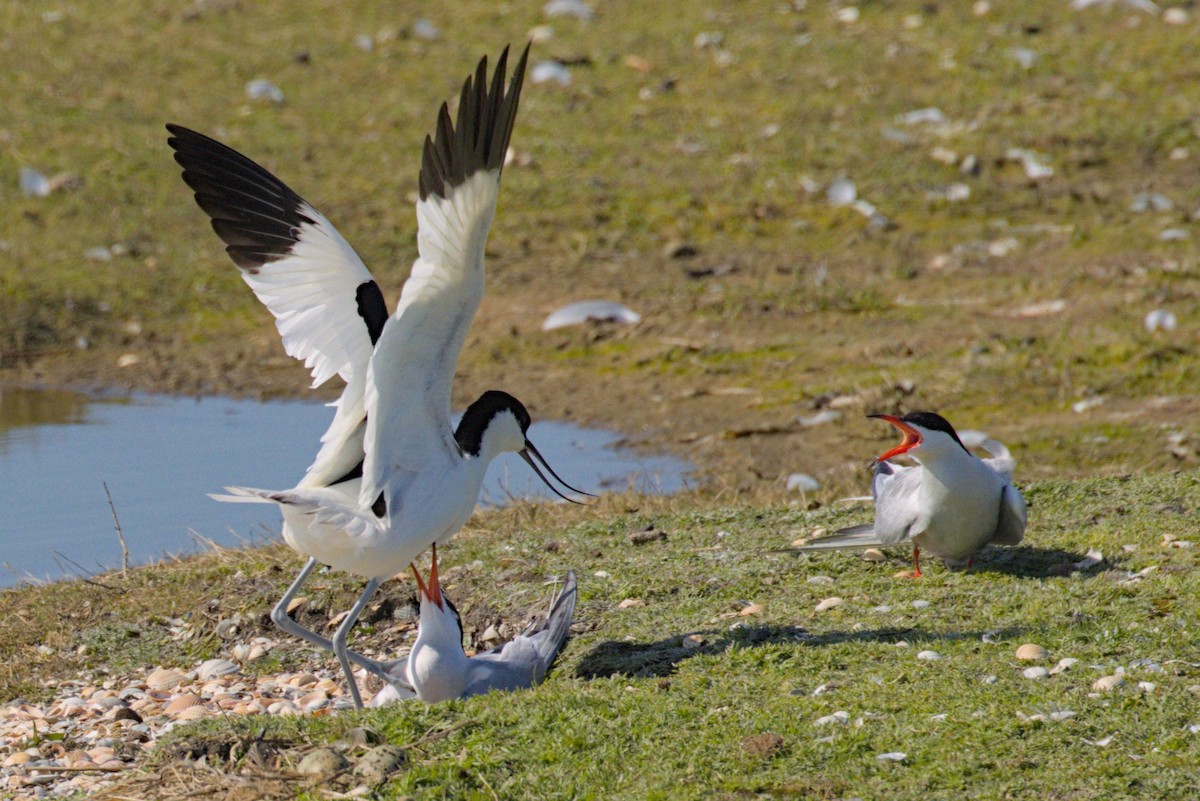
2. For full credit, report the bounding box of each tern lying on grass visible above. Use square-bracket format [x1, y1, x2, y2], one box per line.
[169, 44, 589, 707]
[786, 412, 1026, 576]
[370, 546, 578, 705]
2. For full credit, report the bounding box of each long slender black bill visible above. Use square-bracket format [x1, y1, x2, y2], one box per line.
[519, 442, 594, 503]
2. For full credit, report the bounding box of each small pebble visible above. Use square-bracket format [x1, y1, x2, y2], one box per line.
[814, 711, 849, 726]
[916, 650, 942, 662]
[862, 549, 886, 562]
[877, 752, 907, 762]
[1023, 667, 1049, 680]
[910, 600, 930, 609]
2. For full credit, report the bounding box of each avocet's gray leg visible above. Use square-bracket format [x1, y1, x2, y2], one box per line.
[331, 577, 381, 709]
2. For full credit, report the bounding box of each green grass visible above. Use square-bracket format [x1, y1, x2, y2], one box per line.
[4, 472, 1198, 799]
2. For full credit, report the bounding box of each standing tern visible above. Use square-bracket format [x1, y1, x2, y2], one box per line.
[791, 412, 1026, 576]
[370, 545, 579, 706]
[168, 44, 589, 707]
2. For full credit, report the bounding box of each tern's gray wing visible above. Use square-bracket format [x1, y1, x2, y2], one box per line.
[366, 655, 416, 707]
[991, 483, 1027, 546]
[463, 571, 578, 697]
[871, 461, 923, 546]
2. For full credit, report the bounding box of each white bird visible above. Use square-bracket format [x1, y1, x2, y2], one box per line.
[167, 45, 589, 707]
[790, 412, 1026, 576]
[370, 545, 578, 706]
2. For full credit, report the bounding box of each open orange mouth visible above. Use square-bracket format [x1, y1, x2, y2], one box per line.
[870, 414, 922, 464]
[410, 542, 444, 610]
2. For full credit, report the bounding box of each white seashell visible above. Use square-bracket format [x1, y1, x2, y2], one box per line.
[197, 658, 239, 681]
[826, 178, 856, 207]
[834, 6, 860, 23]
[618, 598, 645, 609]
[1016, 644, 1049, 661]
[232, 644, 251, 663]
[542, 300, 640, 330]
[544, 0, 594, 20]
[863, 549, 886, 562]
[146, 668, 184, 691]
[1138, 681, 1156, 692]
[815, 711, 849, 726]
[786, 473, 820, 492]
[247, 644, 269, 661]
[19, 167, 51, 198]
[1049, 658, 1079, 675]
[917, 650, 942, 661]
[246, 79, 284, 104]
[410, 19, 440, 40]
[877, 752, 907, 761]
[911, 600, 930, 609]
[814, 597, 844, 612]
[1023, 667, 1049, 679]
[1092, 675, 1125, 692]
[896, 107, 946, 126]
[530, 60, 572, 87]
[164, 695, 204, 715]
[176, 706, 210, 721]
[798, 410, 841, 427]
[1145, 309, 1178, 332]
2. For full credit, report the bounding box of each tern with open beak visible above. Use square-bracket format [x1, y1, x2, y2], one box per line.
[169, 44, 590, 707]
[788, 412, 1026, 576]
[369, 546, 579, 706]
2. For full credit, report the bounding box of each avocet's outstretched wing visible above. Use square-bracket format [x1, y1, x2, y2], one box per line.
[361, 45, 529, 510]
[167, 124, 388, 486]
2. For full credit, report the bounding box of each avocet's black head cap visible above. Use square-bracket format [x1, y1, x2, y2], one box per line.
[900, 411, 967, 452]
[455, 390, 530, 456]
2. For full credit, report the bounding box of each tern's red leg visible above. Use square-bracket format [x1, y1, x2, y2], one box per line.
[966, 555, 974, 569]
[911, 545, 923, 578]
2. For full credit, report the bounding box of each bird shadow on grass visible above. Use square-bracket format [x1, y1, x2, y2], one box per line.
[574, 624, 1025, 680]
[969, 545, 1109, 579]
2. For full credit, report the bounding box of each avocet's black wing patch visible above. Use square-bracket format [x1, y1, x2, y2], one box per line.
[167, 124, 316, 272]
[418, 43, 530, 202]
[356, 280, 389, 345]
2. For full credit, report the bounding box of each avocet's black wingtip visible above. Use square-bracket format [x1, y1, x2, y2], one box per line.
[417, 43, 530, 202]
[166, 123, 313, 272]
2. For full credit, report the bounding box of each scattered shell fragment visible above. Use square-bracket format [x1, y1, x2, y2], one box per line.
[19, 167, 51, 198]
[739, 604, 764, 617]
[862, 549, 886, 562]
[1023, 667, 1049, 680]
[542, 300, 640, 330]
[815, 711, 850, 726]
[1092, 675, 1125, 692]
[1144, 309, 1178, 333]
[544, 0, 594, 21]
[1016, 644, 1048, 661]
[815, 597, 844, 612]
[798, 410, 841, 427]
[197, 658, 239, 681]
[910, 600, 930, 609]
[826, 178, 856, 207]
[917, 650, 942, 661]
[1129, 192, 1173, 213]
[164, 695, 204, 715]
[530, 60, 572, 86]
[1050, 658, 1079, 675]
[146, 668, 184, 691]
[617, 598, 645, 609]
[410, 18, 440, 40]
[246, 78, 284, 104]
[877, 752, 907, 762]
[786, 473, 820, 492]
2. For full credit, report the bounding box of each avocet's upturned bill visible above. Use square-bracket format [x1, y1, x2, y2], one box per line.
[370, 546, 578, 706]
[785, 412, 1026, 576]
[168, 44, 590, 707]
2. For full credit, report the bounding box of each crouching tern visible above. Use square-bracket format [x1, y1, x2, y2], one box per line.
[370, 545, 578, 706]
[790, 412, 1026, 576]
[168, 44, 589, 707]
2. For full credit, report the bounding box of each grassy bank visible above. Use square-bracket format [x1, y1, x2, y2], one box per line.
[1, 470, 1198, 799]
